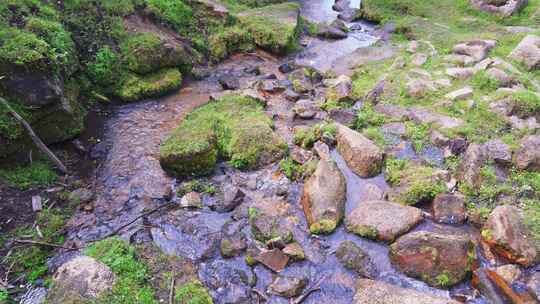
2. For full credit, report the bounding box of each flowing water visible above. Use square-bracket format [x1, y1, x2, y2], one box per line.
[64, 1, 496, 303]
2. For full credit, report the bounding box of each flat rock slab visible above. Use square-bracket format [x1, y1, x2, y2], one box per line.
[445, 87, 474, 101]
[336, 124, 384, 178]
[408, 107, 465, 129]
[353, 279, 461, 304]
[345, 200, 423, 242]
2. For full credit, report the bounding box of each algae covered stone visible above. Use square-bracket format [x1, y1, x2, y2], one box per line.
[160, 94, 286, 177]
[116, 68, 182, 102]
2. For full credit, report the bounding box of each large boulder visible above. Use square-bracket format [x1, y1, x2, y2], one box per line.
[353, 279, 461, 304]
[46, 256, 115, 303]
[432, 193, 467, 225]
[336, 240, 378, 278]
[336, 124, 384, 178]
[482, 205, 538, 266]
[390, 231, 474, 288]
[509, 35, 540, 70]
[302, 157, 346, 234]
[345, 200, 423, 242]
[452, 40, 497, 62]
[515, 135, 540, 171]
[470, 0, 529, 17]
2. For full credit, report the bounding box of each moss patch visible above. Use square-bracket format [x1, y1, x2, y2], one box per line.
[160, 94, 286, 177]
[309, 219, 338, 235]
[175, 281, 213, 304]
[115, 68, 182, 102]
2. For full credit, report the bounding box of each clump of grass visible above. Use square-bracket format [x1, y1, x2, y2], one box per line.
[293, 123, 336, 149]
[279, 158, 318, 181]
[115, 68, 182, 102]
[175, 281, 213, 304]
[0, 161, 57, 190]
[355, 103, 387, 129]
[177, 180, 216, 196]
[145, 0, 194, 31]
[85, 238, 157, 304]
[405, 121, 430, 151]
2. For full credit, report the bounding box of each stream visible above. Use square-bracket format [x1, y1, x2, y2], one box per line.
[63, 1, 495, 303]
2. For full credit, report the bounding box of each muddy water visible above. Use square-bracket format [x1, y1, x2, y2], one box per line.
[65, 1, 490, 303]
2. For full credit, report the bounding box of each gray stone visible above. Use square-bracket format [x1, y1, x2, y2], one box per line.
[432, 193, 466, 224]
[268, 276, 307, 298]
[336, 124, 384, 177]
[509, 35, 540, 70]
[516, 135, 540, 171]
[445, 87, 474, 101]
[336, 240, 377, 278]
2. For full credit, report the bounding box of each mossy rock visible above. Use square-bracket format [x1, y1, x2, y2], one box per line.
[121, 33, 191, 75]
[237, 2, 302, 55]
[208, 26, 256, 61]
[115, 68, 183, 102]
[160, 94, 286, 178]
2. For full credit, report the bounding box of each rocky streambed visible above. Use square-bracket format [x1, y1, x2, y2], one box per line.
[31, 0, 540, 304]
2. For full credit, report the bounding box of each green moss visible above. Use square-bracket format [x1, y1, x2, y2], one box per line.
[0, 289, 7, 302]
[355, 104, 387, 129]
[348, 224, 378, 240]
[362, 127, 386, 147]
[309, 219, 337, 235]
[85, 238, 157, 304]
[509, 90, 540, 118]
[0, 161, 57, 190]
[293, 123, 336, 148]
[175, 281, 213, 304]
[177, 180, 216, 197]
[481, 229, 493, 241]
[208, 26, 254, 60]
[88, 46, 120, 87]
[435, 273, 451, 288]
[405, 121, 430, 151]
[245, 254, 258, 266]
[160, 94, 286, 177]
[116, 68, 182, 102]
[523, 199, 540, 246]
[145, 0, 194, 31]
[0, 27, 51, 69]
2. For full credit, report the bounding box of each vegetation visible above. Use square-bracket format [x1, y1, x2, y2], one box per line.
[175, 281, 213, 304]
[116, 68, 183, 102]
[177, 179, 217, 196]
[293, 123, 336, 149]
[0, 160, 58, 190]
[160, 94, 286, 177]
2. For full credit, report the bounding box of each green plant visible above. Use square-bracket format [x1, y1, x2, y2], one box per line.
[145, 0, 194, 30]
[279, 157, 303, 181]
[355, 104, 387, 129]
[0, 289, 8, 302]
[89, 46, 119, 86]
[293, 123, 336, 149]
[405, 121, 430, 151]
[435, 273, 451, 288]
[175, 281, 213, 304]
[0, 161, 58, 190]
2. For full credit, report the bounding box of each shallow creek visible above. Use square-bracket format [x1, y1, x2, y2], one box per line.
[64, 1, 499, 303]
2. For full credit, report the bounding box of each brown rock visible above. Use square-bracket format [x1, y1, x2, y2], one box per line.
[336, 124, 384, 177]
[453, 40, 497, 62]
[390, 231, 474, 288]
[457, 143, 487, 188]
[255, 249, 289, 272]
[516, 135, 540, 171]
[470, 0, 528, 17]
[345, 200, 423, 242]
[509, 35, 540, 70]
[432, 193, 467, 225]
[482, 205, 538, 266]
[268, 275, 307, 298]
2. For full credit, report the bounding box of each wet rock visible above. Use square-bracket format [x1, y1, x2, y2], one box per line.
[390, 231, 474, 288]
[290, 146, 313, 165]
[293, 99, 319, 119]
[328, 108, 357, 126]
[255, 248, 289, 272]
[313, 141, 331, 160]
[406, 79, 436, 98]
[473, 268, 509, 304]
[336, 124, 383, 178]
[453, 40, 497, 62]
[457, 143, 487, 188]
[46, 256, 115, 303]
[471, 0, 529, 17]
[302, 157, 346, 234]
[445, 87, 474, 101]
[268, 275, 307, 298]
[364, 183, 384, 201]
[345, 200, 423, 242]
[257, 79, 285, 93]
[482, 205, 538, 266]
[220, 236, 247, 258]
[250, 210, 293, 244]
[180, 192, 203, 208]
[333, 0, 350, 11]
[353, 279, 461, 304]
[336, 240, 378, 278]
[411, 53, 428, 66]
[317, 24, 348, 39]
[494, 264, 523, 284]
[509, 35, 540, 70]
[527, 272, 540, 301]
[213, 185, 245, 213]
[516, 135, 540, 171]
[432, 193, 466, 224]
[282, 242, 305, 261]
[484, 139, 512, 165]
[289, 69, 314, 93]
[446, 67, 477, 79]
[408, 107, 464, 129]
[283, 89, 301, 101]
[327, 75, 353, 103]
[219, 77, 240, 90]
[199, 259, 254, 303]
[279, 62, 296, 73]
[338, 7, 360, 22]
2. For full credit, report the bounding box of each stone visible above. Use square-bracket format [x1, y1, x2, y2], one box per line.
[258, 79, 284, 93]
[213, 185, 245, 212]
[333, 0, 350, 12]
[293, 99, 319, 119]
[516, 135, 540, 171]
[486, 67, 515, 86]
[317, 24, 348, 39]
[220, 236, 247, 258]
[282, 242, 305, 261]
[444, 54, 476, 66]
[382, 122, 407, 136]
[409, 68, 432, 80]
[255, 248, 289, 272]
[328, 75, 353, 103]
[390, 231, 474, 288]
[32, 196, 42, 212]
[430, 130, 450, 147]
[302, 157, 346, 234]
[268, 276, 307, 298]
[363, 184, 384, 201]
[374, 104, 410, 120]
[408, 107, 464, 129]
[407, 41, 419, 53]
[328, 108, 357, 126]
[509, 35, 540, 70]
[345, 200, 423, 242]
[180, 192, 203, 208]
[353, 279, 461, 304]
[411, 53, 428, 66]
[457, 143, 487, 188]
[406, 79, 436, 98]
[494, 264, 523, 284]
[336, 124, 384, 177]
[338, 7, 360, 22]
[218, 77, 240, 90]
[482, 205, 538, 266]
[336, 240, 377, 278]
[313, 141, 331, 160]
[484, 139, 512, 165]
[283, 89, 300, 101]
[445, 87, 474, 101]
[69, 188, 94, 204]
[290, 146, 313, 165]
[46, 256, 115, 303]
[527, 272, 540, 301]
[446, 67, 476, 79]
[473, 268, 512, 304]
[434, 78, 452, 88]
[471, 0, 529, 17]
[453, 40, 497, 62]
[250, 211, 293, 244]
[432, 193, 466, 224]
[289, 69, 314, 93]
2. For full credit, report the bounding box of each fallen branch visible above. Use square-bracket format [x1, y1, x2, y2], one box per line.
[168, 272, 175, 304]
[0, 97, 68, 174]
[252, 288, 268, 302]
[290, 274, 327, 304]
